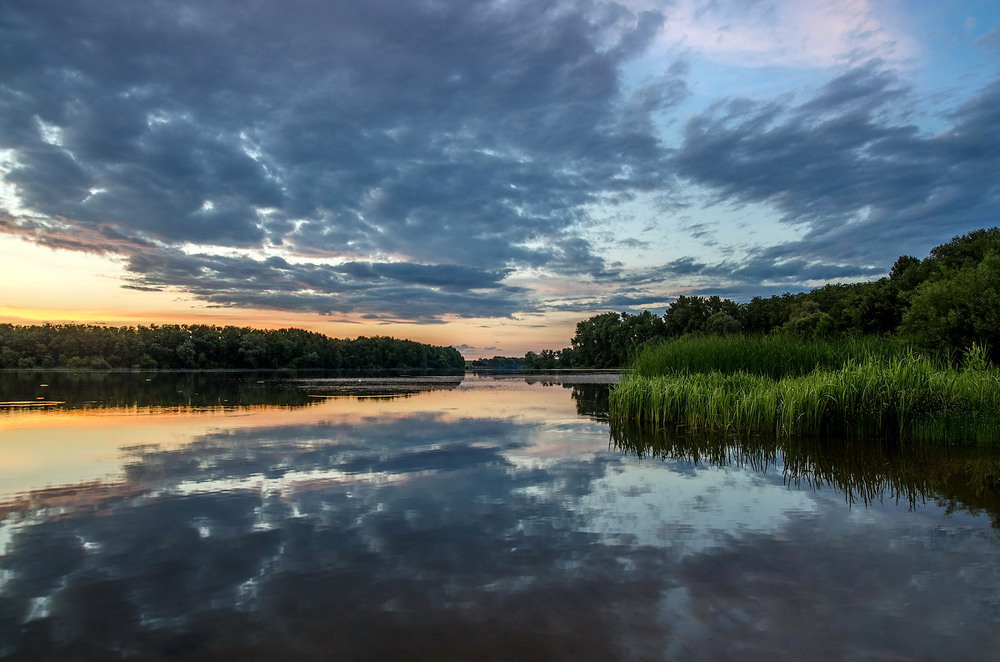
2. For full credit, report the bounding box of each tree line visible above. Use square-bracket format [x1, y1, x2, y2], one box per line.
[469, 356, 526, 371]
[0, 323, 465, 373]
[526, 227, 1000, 369]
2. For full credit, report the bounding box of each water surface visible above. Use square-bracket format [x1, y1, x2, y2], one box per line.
[1, 372, 999, 660]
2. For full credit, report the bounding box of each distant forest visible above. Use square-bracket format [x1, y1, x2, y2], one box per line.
[526, 228, 1000, 369]
[469, 356, 525, 371]
[0, 324, 465, 373]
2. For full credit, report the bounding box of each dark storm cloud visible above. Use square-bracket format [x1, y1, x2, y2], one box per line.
[4, 0, 998, 317]
[123, 249, 527, 319]
[0, 0, 677, 320]
[540, 288, 669, 313]
[677, 64, 916, 224]
[672, 64, 1000, 290]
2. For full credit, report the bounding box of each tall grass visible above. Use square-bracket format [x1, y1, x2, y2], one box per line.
[630, 334, 924, 379]
[611, 350, 1000, 443]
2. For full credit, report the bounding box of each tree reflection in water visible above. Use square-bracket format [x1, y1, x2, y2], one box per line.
[0, 371, 463, 411]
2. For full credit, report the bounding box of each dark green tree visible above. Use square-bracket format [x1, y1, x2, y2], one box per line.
[571, 312, 627, 368]
[899, 251, 1000, 360]
[664, 295, 741, 336]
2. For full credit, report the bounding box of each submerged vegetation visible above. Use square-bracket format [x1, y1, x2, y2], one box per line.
[612, 339, 1000, 443]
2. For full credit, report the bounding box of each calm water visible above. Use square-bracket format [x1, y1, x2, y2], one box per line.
[1, 372, 1000, 661]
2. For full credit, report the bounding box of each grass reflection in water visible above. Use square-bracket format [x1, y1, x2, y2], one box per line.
[610, 420, 1000, 523]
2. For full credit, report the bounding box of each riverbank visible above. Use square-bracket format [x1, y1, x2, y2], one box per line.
[611, 336, 1000, 443]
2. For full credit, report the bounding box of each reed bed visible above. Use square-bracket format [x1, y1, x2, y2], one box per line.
[611, 352, 1000, 443]
[630, 334, 923, 379]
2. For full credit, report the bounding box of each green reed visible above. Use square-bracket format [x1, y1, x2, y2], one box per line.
[630, 334, 922, 379]
[611, 351, 1000, 443]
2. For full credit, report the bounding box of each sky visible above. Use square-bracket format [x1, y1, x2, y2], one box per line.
[1, 0, 999, 357]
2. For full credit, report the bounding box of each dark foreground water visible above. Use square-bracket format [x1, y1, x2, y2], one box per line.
[1, 372, 999, 661]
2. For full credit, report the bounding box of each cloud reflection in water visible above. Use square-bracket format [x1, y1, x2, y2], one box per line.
[0, 376, 998, 660]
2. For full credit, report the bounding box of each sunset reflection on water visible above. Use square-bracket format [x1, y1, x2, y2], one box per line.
[1, 372, 999, 661]
[0, 374, 586, 500]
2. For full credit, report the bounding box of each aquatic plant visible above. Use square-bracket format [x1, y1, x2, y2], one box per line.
[629, 334, 922, 379]
[610, 352, 1000, 443]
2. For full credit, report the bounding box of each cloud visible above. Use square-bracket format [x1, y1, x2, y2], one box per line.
[122, 249, 528, 320]
[0, 0, 996, 321]
[650, 0, 915, 68]
[0, 0, 680, 321]
[669, 64, 1000, 291]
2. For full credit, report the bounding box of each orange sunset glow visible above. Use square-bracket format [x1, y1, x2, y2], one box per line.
[0, 236, 579, 358]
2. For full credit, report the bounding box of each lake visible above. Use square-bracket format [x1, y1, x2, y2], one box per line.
[1, 371, 999, 660]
